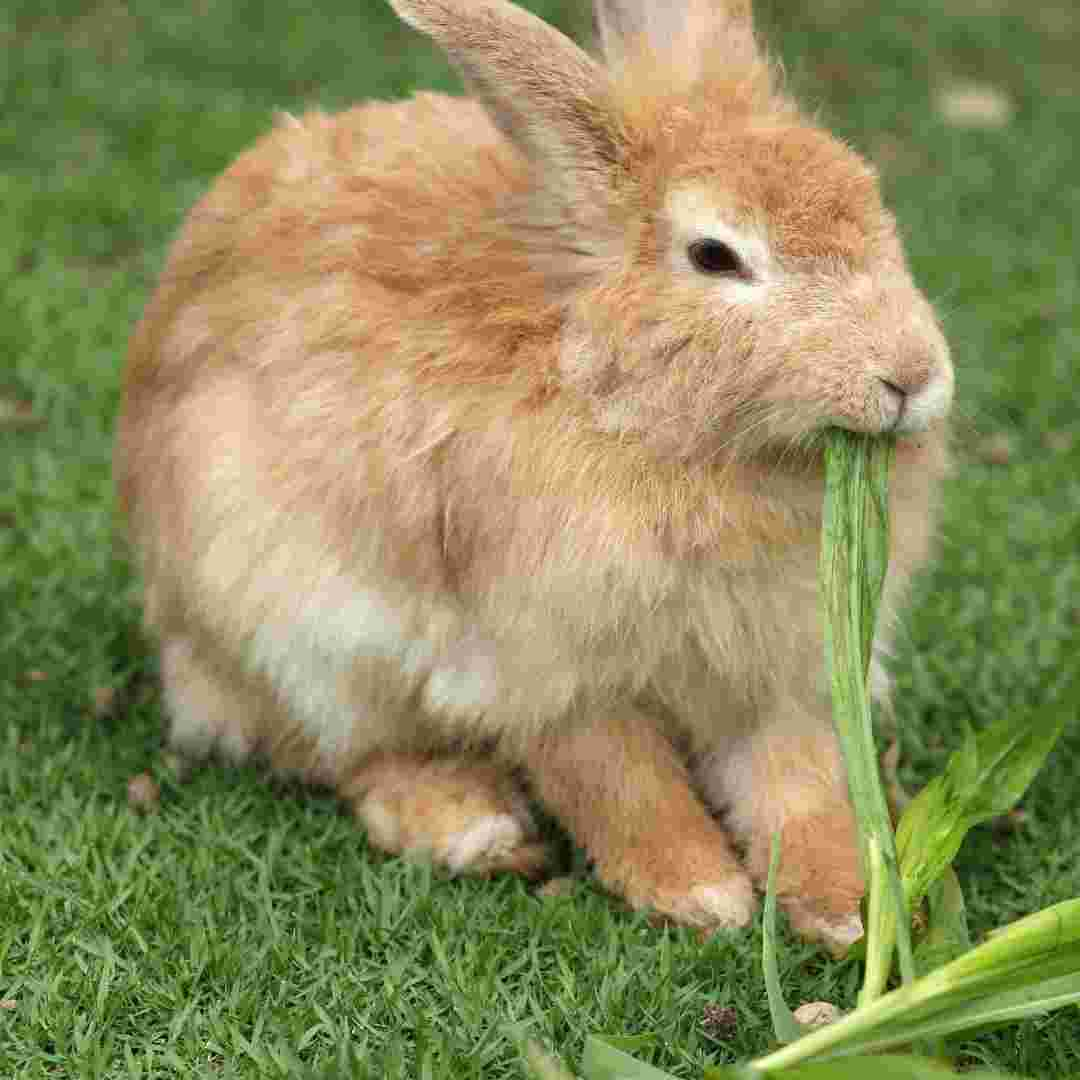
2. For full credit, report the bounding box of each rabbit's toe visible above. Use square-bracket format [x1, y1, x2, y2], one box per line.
[751, 809, 865, 955]
[442, 813, 550, 878]
[783, 902, 864, 958]
[636, 871, 756, 931]
[688, 877, 757, 929]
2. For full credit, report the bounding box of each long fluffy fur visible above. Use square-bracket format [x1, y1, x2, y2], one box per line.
[116, 0, 952, 945]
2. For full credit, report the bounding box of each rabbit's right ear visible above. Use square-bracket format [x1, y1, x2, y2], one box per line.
[593, 0, 757, 75]
[389, 0, 618, 193]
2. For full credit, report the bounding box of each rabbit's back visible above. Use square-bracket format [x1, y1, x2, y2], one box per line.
[115, 89, 608, 768]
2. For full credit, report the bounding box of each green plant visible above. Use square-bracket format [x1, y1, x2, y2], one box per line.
[526, 431, 1078, 1080]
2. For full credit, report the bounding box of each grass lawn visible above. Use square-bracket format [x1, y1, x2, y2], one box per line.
[2, 0, 1078, 1076]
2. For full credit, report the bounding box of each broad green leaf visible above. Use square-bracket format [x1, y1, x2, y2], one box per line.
[914, 867, 972, 1059]
[761, 1054, 1024, 1079]
[589, 1037, 659, 1055]
[582, 1038, 755, 1080]
[896, 666, 1074, 916]
[579, 1038, 681, 1080]
[915, 868, 971, 977]
[763, 835, 805, 1044]
[751, 899, 1080, 1071]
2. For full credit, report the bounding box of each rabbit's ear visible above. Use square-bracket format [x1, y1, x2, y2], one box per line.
[593, 0, 756, 72]
[389, 0, 617, 181]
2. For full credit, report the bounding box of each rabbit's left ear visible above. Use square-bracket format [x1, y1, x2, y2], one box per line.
[389, 0, 618, 186]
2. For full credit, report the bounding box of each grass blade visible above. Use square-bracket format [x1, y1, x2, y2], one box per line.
[763, 835, 805, 1044]
[579, 1038, 682, 1079]
[521, 1040, 582, 1080]
[820, 430, 911, 1001]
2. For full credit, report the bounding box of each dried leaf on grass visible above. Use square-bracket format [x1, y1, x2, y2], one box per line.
[0, 395, 45, 431]
[127, 772, 161, 812]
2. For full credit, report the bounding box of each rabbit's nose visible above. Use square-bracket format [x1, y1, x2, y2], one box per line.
[877, 378, 907, 430]
[886, 358, 954, 433]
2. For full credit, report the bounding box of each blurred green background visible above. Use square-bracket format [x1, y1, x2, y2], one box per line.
[1, 1, 1078, 1077]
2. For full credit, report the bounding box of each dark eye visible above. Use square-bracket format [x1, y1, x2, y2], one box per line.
[688, 239, 746, 278]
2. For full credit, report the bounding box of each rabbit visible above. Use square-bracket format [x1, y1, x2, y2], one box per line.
[116, 0, 954, 953]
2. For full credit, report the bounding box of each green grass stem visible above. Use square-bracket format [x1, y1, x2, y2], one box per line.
[820, 431, 913, 1003]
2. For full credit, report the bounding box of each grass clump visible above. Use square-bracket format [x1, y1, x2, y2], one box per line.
[3, 1, 1080, 1077]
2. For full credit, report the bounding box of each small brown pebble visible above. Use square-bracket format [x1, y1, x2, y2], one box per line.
[794, 1001, 842, 1028]
[0, 999, 15, 1010]
[127, 772, 161, 812]
[536, 876, 576, 899]
[701, 1003, 738, 1039]
[91, 686, 117, 717]
[27, 670, 49, 683]
[976, 433, 1014, 465]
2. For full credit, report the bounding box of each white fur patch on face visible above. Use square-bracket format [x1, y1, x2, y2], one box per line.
[666, 183, 776, 301]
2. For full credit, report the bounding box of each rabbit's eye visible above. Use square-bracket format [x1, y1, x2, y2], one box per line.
[688, 239, 745, 278]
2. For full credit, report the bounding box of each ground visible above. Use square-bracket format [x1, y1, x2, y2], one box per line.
[1, 0, 1078, 1076]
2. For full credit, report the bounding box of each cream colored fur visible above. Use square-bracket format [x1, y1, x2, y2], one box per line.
[116, 0, 953, 950]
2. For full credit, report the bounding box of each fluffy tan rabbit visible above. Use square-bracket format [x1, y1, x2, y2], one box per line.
[116, 0, 953, 952]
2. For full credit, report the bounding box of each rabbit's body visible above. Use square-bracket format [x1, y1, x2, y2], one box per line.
[118, 0, 953, 950]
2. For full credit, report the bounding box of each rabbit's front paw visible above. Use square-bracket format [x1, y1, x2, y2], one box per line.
[619, 864, 756, 931]
[759, 810, 865, 956]
[782, 902, 864, 958]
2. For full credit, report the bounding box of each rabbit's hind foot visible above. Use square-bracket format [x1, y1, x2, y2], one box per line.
[159, 635, 264, 767]
[340, 753, 550, 880]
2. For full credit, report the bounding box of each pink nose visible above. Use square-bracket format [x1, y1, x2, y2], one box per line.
[887, 332, 943, 398]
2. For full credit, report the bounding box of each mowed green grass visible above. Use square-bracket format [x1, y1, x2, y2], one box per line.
[2, 0, 1078, 1077]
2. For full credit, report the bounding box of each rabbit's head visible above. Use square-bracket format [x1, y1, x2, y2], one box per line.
[392, 0, 953, 461]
